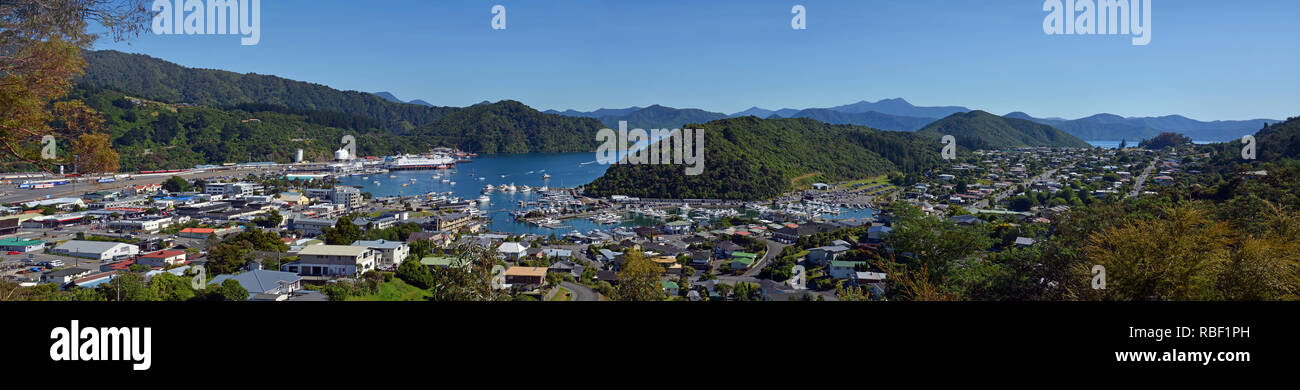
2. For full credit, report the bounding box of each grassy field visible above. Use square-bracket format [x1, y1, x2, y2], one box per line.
[834, 175, 891, 190]
[346, 278, 433, 301]
[549, 287, 573, 301]
[789, 172, 824, 190]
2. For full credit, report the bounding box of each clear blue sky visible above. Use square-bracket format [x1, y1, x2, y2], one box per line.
[93, 0, 1298, 120]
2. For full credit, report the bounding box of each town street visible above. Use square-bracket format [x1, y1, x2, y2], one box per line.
[559, 281, 598, 302]
[743, 239, 788, 277]
[1127, 156, 1159, 198]
[974, 164, 1074, 209]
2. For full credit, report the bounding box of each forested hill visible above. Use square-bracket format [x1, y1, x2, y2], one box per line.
[917, 110, 1091, 149]
[42, 85, 426, 172]
[80, 50, 457, 132]
[412, 100, 606, 154]
[584, 117, 945, 200]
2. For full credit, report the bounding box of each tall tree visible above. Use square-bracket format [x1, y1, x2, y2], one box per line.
[614, 250, 664, 301]
[0, 0, 148, 171]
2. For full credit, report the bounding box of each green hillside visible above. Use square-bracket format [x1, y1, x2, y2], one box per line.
[584, 117, 944, 200]
[597, 105, 728, 130]
[80, 50, 456, 132]
[35, 85, 425, 172]
[917, 110, 1090, 149]
[411, 100, 605, 154]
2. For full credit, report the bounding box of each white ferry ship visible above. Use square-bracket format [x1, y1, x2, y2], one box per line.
[386, 155, 455, 171]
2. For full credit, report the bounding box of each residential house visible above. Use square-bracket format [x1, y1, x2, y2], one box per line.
[715, 241, 744, 258]
[407, 231, 454, 248]
[433, 212, 473, 232]
[867, 225, 893, 241]
[662, 280, 679, 296]
[351, 239, 410, 266]
[805, 245, 850, 267]
[208, 270, 303, 300]
[419, 256, 469, 269]
[947, 215, 983, 226]
[828, 260, 866, 279]
[661, 220, 692, 235]
[285, 245, 378, 277]
[41, 267, 95, 286]
[688, 250, 713, 270]
[290, 216, 337, 236]
[729, 252, 757, 270]
[498, 242, 528, 260]
[504, 266, 547, 291]
[137, 250, 187, 268]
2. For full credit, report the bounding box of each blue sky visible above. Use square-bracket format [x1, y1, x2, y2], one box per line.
[93, 0, 1298, 120]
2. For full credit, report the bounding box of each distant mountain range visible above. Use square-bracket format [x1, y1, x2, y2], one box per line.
[372, 91, 435, 107]
[542, 107, 643, 118]
[547, 97, 1279, 141]
[1004, 112, 1276, 142]
[779, 108, 935, 132]
[81, 50, 1282, 156]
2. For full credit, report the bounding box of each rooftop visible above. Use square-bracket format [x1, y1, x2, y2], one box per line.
[298, 245, 370, 257]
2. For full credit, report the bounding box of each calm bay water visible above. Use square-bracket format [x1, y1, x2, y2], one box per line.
[335, 152, 875, 235]
[336, 152, 660, 235]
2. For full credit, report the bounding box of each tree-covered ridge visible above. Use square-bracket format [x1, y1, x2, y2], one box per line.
[917, 110, 1091, 149]
[596, 105, 729, 131]
[79, 50, 457, 132]
[584, 117, 944, 200]
[411, 100, 605, 154]
[39, 85, 425, 172]
[783, 108, 935, 132]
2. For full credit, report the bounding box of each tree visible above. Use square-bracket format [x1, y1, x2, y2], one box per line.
[205, 241, 253, 275]
[216, 279, 249, 301]
[148, 272, 195, 301]
[70, 126, 119, 173]
[162, 175, 191, 192]
[0, 0, 149, 171]
[423, 242, 511, 301]
[396, 256, 434, 289]
[884, 203, 992, 284]
[613, 250, 664, 301]
[96, 272, 154, 301]
[254, 210, 283, 228]
[321, 215, 363, 245]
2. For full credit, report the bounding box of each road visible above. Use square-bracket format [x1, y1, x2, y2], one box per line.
[1127, 156, 1159, 198]
[974, 164, 1074, 209]
[0, 166, 289, 204]
[743, 239, 788, 277]
[559, 281, 598, 302]
[789, 265, 806, 290]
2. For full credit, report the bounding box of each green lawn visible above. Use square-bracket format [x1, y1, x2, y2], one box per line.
[346, 278, 433, 301]
[835, 175, 895, 191]
[549, 287, 573, 301]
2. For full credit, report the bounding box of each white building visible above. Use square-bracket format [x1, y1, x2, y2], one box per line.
[204, 182, 262, 198]
[50, 240, 139, 261]
[108, 216, 175, 233]
[351, 239, 410, 266]
[498, 242, 528, 260]
[285, 245, 377, 277]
